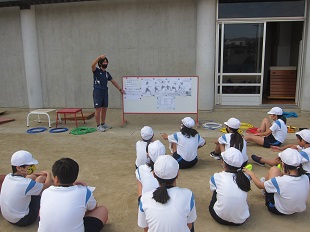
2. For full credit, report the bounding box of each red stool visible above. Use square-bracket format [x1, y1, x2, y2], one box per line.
[56, 108, 85, 128]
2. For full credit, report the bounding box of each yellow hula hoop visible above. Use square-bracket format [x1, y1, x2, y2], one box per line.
[220, 128, 243, 134]
[239, 123, 254, 130]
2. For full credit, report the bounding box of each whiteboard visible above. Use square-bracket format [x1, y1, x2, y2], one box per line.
[122, 76, 198, 114]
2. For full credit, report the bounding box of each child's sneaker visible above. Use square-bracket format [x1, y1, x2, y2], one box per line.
[251, 154, 265, 166]
[210, 151, 221, 160]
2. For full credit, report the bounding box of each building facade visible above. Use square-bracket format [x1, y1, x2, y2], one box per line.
[0, 0, 309, 111]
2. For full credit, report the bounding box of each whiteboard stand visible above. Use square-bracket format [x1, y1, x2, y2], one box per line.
[121, 76, 199, 127]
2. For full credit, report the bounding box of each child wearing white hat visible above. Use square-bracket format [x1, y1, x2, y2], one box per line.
[252, 130, 310, 179]
[244, 148, 309, 215]
[0, 150, 52, 226]
[138, 155, 197, 232]
[135, 140, 166, 198]
[161, 117, 206, 169]
[244, 106, 287, 148]
[135, 126, 155, 168]
[209, 147, 251, 225]
[210, 118, 248, 166]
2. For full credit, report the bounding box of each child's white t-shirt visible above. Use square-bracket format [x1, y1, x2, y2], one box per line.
[0, 174, 43, 223]
[264, 175, 309, 214]
[167, 132, 205, 161]
[135, 164, 159, 194]
[210, 171, 250, 224]
[38, 185, 97, 232]
[218, 133, 248, 163]
[138, 187, 196, 232]
[270, 119, 287, 143]
[297, 146, 310, 173]
[136, 140, 149, 167]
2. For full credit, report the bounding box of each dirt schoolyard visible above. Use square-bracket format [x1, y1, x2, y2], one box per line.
[0, 108, 309, 232]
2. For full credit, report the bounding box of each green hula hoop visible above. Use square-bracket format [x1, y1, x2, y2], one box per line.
[70, 127, 97, 135]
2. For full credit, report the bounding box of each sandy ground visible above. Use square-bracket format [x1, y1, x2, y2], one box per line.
[0, 107, 309, 232]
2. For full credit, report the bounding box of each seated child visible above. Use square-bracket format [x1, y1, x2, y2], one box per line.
[210, 117, 248, 167]
[252, 130, 310, 180]
[244, 107, 287, 148]
[244, 148, 309, 215]
[135, 140, 166, 198]
[138, 155, 197, 232]
[0, 150, 52, 226]
[209, 147, 251, 226]
[136, 126, 154, 168]
[161, 117, 206, 169]
[38, 157, 108, 232]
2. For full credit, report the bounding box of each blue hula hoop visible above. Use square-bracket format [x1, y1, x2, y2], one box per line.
[27, 127, 47, 134]
[49, 128, 69, 133]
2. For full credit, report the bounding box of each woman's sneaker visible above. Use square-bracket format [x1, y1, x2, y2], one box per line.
[102, 123, 112, 129]
[210, 151, 221, 160]
[251, 154, 265, 166]
[97, 125, 106, 132]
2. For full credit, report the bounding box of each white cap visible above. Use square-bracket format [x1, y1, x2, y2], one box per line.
[181, 117, 195, 128]
[148, 140, 166, 162]
[224, 118, 241, 129]
[11, 150, 39, 166]
[154, 155, 179, 179]
[278, 148, 302, 167]
[267, 107, 283, 115]
[296, 129, 310, 143]
[141, 126, 154, 140]
[221, 147, 243, 168]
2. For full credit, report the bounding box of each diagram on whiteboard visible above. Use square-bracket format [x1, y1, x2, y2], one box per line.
[123, 76, 198, 114]
[124, 77, 192, 99]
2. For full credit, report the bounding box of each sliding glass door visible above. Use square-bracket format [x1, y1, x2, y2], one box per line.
[216, 22, 265, 105]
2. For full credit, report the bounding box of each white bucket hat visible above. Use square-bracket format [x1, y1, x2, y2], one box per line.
[278, 148, 302, 167]
[267, 107, 283, 115]
[181, 117, 195, 128]
[221, 147, 243, 168]
[296, 129, 310, 143]
[148, 140, 166, 162]
[224, 118, 241, 129]
[11, 150, 39, 166]
[141, 126, 154, 140]
[154, 155, 179, 179]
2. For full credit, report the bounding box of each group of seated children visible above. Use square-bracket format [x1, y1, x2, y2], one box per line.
[0, 150, 108, 231]
[135, 107, 309, 229]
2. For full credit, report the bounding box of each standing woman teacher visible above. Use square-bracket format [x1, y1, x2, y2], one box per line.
[91, 54, 125, 132]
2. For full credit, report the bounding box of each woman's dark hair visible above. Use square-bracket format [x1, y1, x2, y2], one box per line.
[229, 127, 244, 152]
[225, 163, 251, 192]
[283, 163, 307, 176]
[277, 115, 287, 124]
[98, 57, 109, 67]
[296, 134, 310, 144]
[180, 126, 198, 138]
[152, 175, 177, 204]
[52, 158, 79, 185]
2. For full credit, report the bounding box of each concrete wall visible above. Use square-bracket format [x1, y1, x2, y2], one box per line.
[0, 7, 28, 107]
[0, 0, 198, 109]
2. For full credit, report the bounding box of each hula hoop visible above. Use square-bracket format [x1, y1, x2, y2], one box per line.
[239, 123, 254, 130]
[27, 127, 47, 134]
[246, 127, 259, 134]
[202, 122, 222, 130]
[49, 128, 69, 133]
[220, 128, 243, 134]
[70, 127, 97, 135]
